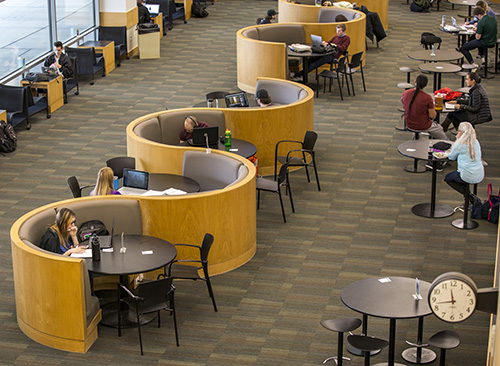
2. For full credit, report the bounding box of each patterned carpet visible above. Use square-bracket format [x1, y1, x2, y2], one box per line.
[1, 0, 499, 364]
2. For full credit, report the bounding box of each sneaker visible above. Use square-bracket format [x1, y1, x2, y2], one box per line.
[482, 159, 488, 167]
[425, 161, 446, 172]
[476, 54, 482, 59]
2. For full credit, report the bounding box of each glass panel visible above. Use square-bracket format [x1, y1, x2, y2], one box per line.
[55, 0, 95, 44]
[0, 0, 51, 79]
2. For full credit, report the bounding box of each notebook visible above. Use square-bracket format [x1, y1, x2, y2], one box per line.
[146, 4, 160, 15]
[311, 34, 323, 47]
[188, 126, 219, 147]
[118, 168, 150, 195]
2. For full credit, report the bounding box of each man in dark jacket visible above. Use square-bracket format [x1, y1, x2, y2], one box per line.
[137, 0, 151, 23]
[44, 41, 73, 79]
[441, 72, 492, 131]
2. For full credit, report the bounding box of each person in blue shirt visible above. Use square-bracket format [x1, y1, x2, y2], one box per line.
[39, 208, 87, 256]
[444, 122, 484, 202]
[465, 1, 496, 26]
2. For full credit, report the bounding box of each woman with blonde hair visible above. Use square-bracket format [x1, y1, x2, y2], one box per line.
[90, 167, 121, 196]
[466, 0, 496, 26]
[39, 208, 87, 256]
[444, 122, 484, 202]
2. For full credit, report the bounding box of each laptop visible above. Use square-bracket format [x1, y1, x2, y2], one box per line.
[188, 126, 219, 147]
[118, 168, 150, 195]
[146, 4, 160, 15]
[311, 34, 323, 47]
[98, 217, 114, 249]
[224, 92, 249, 108]
[41, 66, 59, 76]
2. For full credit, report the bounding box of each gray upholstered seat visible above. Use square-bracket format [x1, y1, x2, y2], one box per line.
[255, 79, 309, 105]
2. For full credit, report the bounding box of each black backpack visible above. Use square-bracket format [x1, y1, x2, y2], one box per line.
[77, 220, 109, 242]
[420, 32, 442, 50]
[192, 3, 208, 18]
[0, 120, 17, 154]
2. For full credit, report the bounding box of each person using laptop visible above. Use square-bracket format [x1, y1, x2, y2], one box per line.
[180, 116, 211, 143]
[137, 0, 151, 23]
[44, 41, 73, 79]
[90, 167, 121, 196]
[255, 89, 272, 107]
[260, 9, 278, 24]
[39, 208, 87, 256]
[290, 23, 350, 81]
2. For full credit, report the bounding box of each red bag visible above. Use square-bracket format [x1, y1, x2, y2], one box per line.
[434, 87, 462, 101]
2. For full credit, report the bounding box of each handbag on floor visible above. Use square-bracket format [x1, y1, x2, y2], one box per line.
[480, 183, 500, 224]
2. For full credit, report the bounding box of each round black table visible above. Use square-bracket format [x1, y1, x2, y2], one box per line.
[149, 173, 200, 193]
[287, 47, 336, 84]
[397, 139, 454, 219]
[448, 0, 479, 17]
[192, 98, 257, 108]
[418, 62, 462, 91]
[407, 49, 463, 63]
[87, 234, 177, 327]
[341, 277, 435, 366]
[181, 138, 257, 159]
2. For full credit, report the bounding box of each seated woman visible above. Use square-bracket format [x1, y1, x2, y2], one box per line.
[441, 72, 492, 132]
[39, 208, 87, 256]
[90, 167, 121, 196]
[180, 116, 210, 143]
[444, 122, 484, 203]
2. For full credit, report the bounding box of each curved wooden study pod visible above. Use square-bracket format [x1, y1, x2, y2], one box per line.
[127, 78, 314, 176]
[237, 12, 366, 93]
[278, 0, 388, 30]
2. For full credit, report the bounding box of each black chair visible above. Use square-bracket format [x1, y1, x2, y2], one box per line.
[206, 91, 229, 108]
[427, 330, 460, 366]
[67, 176, 95, 198]
[321, 318, 362, 366]
[167, 233, 217, 312]
[99, 26, 128, 67]
[118, 276, 179, 355]
[25, 86, 50, 123]
[274, 131, 321, 191]
[64, 56, 79, 103]
[66, 47, 105, 85]
[346, 51, 366, 95]
[106, 156, 136, 179]
[148, 0, 186, 32]
[347, 334, 389, 366]
[317, 56, 350, 101]
[256, 162, 294, 223]
[0, 85, 28, 129]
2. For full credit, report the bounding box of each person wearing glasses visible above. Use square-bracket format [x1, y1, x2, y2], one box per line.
[180, 116, 210, 143]
[39, 208, 87, 256]
[444, 122, 484, 203]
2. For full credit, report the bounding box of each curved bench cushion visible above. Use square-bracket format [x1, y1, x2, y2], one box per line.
[318, 8, 360, 23]
[134, 117, 161, 143]
[226, 164, 250, 188]
[242, 27, 259, 40]
[158, 110, 226, 145]
[255, 79, 308, 105]
[182, 151, 244, 192]
[257, 25, 305, 45]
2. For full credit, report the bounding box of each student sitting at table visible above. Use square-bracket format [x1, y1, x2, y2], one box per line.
[465, 1, 496, 27]
[401, 75, 448, 140]
[444, 122, 484, 203]
[441, 72, 492, 131]
[90, 167, 121, 196]
[255, 89, 272, 107]
[39, 208, 87, 256]
[44, 41, 73, 79]
[180, 116, 210, 143]
[290, 23, 350, 81]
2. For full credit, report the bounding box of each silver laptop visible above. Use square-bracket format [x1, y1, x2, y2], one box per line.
[147, 4, 160, 15]
[311, 34, 323, 47]
[118, 168, 150, 195]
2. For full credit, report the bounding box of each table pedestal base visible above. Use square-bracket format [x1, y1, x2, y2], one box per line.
[412, 203, 454, 218]
[404, 163, 426, 173]
[402, 347, 437, 364]
[372, 363, 407, 366]
[452, 218, 479, 229]
[347, 342, 381, 357]
[100, 303, 156, 328]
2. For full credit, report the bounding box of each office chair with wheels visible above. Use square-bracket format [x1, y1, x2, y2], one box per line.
[106, 156, 136, 179]
[67, 176, 95, 198]
[118, 276, 179, 355]
[274, 131, 321, 191]
[167, 233, 218, 312]
[257, 162, 294, 223]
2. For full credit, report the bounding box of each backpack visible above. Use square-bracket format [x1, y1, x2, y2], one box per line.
[77, 220, 109, 242]
[480, 184, 500, 224]
[192, 3, 208, 18]
[0, 120, 17, 154]
[420, 32, 442, 50]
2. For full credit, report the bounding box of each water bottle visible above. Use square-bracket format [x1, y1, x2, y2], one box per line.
[91, 234, 101, 261]
[431, 44, 435, 57]
[225, 129, 232, 148]
[441, 15, 446, 27]
[428, 142, 433, 160]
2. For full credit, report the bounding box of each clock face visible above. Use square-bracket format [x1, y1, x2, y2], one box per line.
[429, 278, 477, 323]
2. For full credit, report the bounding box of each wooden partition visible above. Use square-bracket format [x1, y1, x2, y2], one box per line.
[278, 0, 388, 30]
[237, 15, 366, 93]
[127, 79, 314, 177]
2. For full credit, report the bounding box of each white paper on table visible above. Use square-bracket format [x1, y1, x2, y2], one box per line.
[378, 277, 392, 283]
[163, 188, 187, 195]
[71, 249, 92, 258]
[141, 190, 164, 196]
[445, 102, 456, 110]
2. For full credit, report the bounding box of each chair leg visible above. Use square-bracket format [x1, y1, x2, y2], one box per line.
[303, 152, 311, 182]
[312, 156, 321, 191]
[171, 292, 180, 346]
[157, 310, 161, 328]
[257, 189, 261, 209]
[277, 188, 287, 223]
[137, 308, 144, 355]
[337, 77, 343, 101]
[204, 273, 218, 312]
[287, 173, 295, 213]
[349, 72, 355, 96]
[361, 67, 366, 91]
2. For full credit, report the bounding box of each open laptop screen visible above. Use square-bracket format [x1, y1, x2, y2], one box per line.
[123, 168, 149, 190]
[190, 126, 219, 146]
[225, 92, 249, 108]
[147, 4, 160, 14]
